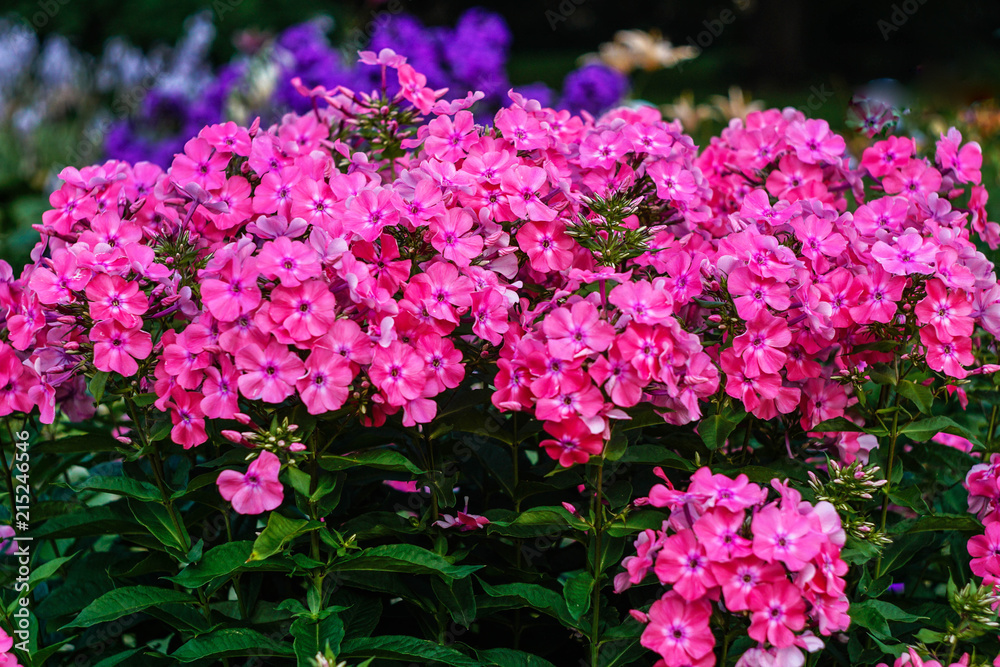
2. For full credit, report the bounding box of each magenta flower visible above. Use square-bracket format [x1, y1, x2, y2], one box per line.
[267, 280, 337, 342]
[786, 119, 845, 165]
[920, 326, 973, 379]
[201, 259, 262, 323]
[257, 236, 321, 287]
[369, 341, 427, 406]
[747, 580, 807, 648]
[430, 209, 484, 268]
[296, 352, 353, 415]
[751, 504, 822, 571]
[28, 249, 91, 305]
[85, 274, 149, 328]
[653, 529, 718, 601]
[732, 313, 792, 377]
[871, 233, 936, 275]
[168, 389, 207, 449]
[516, 220, 574, 273]
[236, 340, 305, 403]
[216, 450, 284, 515]
[639, 591, 714, 666]
[90, 320, 152, 377]
[539, 417, 603, 467]
[915, 278, 974, 339]
[542, 301, 615, 361]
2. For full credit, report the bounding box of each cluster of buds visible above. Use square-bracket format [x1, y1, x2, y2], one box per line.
[567, 193, 654, 268]
[809, 461, 890, 544]
[947, 581, 1000, 640]
[223, 416, 305, 454]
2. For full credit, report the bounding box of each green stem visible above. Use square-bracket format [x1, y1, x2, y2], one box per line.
[875, 395, 900, 578]
[590, 457, 606, 667]
[988, 404, 998, 451]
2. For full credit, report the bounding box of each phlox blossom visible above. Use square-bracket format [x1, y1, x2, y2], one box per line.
[216, 450, 284, 515]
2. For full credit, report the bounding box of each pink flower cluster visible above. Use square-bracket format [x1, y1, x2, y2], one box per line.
[694, 115, 997, 462]
[0, 47, 997, 486]
[622, 468, 850, 667]
[965, 454, 1000, 595]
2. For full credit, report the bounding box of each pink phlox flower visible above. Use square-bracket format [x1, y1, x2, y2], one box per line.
[861, 136, 915, 178]
[296, 351, 353, 415]
[542, 300, 615, 360]
[539, 417, 604, 467]
[216, 450, 284, 515]
[85, 273, 148, 328]
[713, 556, 787, 612]
[920, 326, 973, 379]
[516, 220, 575, 273]
[688, 468, 766, 511]
[235, 339, 305, 403]
[748, 580, 807, 648]
[653, 528, 718, 600]
[936, 127, 982, 184]
[639, 591, 714, 665]
[733, 313, 792, 377]
[369, 341, 427, 406]
[693, 507, 752, 561]
[727, 267, 791, 320]
[433, 497, 490, 531]
[871, 232, 936, 275]
[915, 278, 974, 339]
[429, 208, 484, 267]
[752, 504, 823, 571]
[90, 320, 152, 377]
[786, 119, 845, 165]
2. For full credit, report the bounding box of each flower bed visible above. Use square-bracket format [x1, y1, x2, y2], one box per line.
[0, 48, 998, 667]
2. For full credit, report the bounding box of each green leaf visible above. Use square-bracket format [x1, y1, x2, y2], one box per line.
[901, 416, 978, 444]
[89, 371, 109, 403]
[811, 417, 865, 433]
[332, 544, 481, 580]
[432, 576, 477, 627]
[606, 510, 669, 538]
[319, 449, 424, 474]
[172, 628, 296, 662]
[911, 514, 981, 532]
[477, 648, 558, 667]
[129, 499, 190, 555]
[698, 404, 747, 450]
[340, 635, 480, 666]
[291, 613, 345, 666]
[849, 599, 927, 639]
[562, 571, 593, 620]
[79, 475, 162, 502]
[897, 380, 933, 414]
[29, 555, 75, 588]
[132, 392, 158, 406]
[249, 513, 319, 561]
[34, 503, 142, 539]
[89, 649, 143, 667]
[868, 363, 896, 386]
[479, 581, 579, 629]
[166, 541, 254, 588]
[487, 506, 587, 538]
[34, 433, 124, 454]
[64, 585, 196, 629]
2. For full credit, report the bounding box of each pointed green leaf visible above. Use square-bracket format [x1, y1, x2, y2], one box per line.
[172, 628, 295, 662]
[340, 635, 479, 666]
[332, 544, 481, 580]
[64, 585, 196, 629]
[291, 613, 345, 666]
[249, 513, 320, 561]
